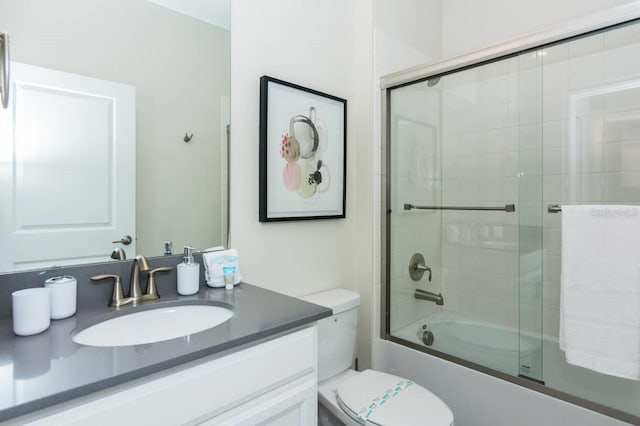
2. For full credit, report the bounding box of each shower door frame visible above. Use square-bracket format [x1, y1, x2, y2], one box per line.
[380, 3, 640, 424]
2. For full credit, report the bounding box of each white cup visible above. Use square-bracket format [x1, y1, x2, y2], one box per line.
[44, 276, 77, 320]
[12, 288, 51, 336]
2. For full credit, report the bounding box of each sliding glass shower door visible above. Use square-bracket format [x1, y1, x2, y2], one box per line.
[387, 52, 544, 381]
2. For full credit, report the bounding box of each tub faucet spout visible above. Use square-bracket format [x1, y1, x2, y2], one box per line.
[415, 288, 444, 305]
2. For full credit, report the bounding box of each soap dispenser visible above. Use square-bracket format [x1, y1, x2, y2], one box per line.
[177, 246, 199, 295]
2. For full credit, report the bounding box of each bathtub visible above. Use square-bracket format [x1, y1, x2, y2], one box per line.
[392, 312, 542, 378]
[389, 312, 640, 422]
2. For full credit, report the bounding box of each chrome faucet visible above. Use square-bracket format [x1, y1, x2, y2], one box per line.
[415, 288, 444, 306]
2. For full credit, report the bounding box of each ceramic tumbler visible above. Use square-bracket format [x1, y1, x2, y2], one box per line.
[12, 288, 51, 336]
[44, 276, 77, 319]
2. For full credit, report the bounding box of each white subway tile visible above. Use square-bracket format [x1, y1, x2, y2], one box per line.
[542, 254, 561, 284]
[543, 278, 561, 309]
[543, 62, 568, 95]
[542, 227, 561, 256]
[543, 307, 561, 338]
[543, 120, 567, 148]
[568, 54, 605, 90]
[542, 94, 567, 122]
[485, 128, 507, 153]
[482, 76, 510, 105]
[604, 44, 640, 83]
[604, 87, 640, 114]
[520, 68, 543, 99]
[519, 124, 542, 151]
[604, 140, 640, 172]
[483, 102, 509, 130]
[602, 172, 640, 201]
[604, 111, 640, 142]
[519, 149, 543, 177]
[459, 131, 484, 155]
[543, 147, 563, 175]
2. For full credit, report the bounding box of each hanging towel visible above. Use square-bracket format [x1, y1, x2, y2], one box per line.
[202, 248, 242, 288]
[559, 205, 640, 380]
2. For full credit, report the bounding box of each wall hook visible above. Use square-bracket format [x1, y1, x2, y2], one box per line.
[183, 133, 193, 143]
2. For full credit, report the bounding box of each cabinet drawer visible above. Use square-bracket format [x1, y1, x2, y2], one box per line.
[200, 374, 317, 426]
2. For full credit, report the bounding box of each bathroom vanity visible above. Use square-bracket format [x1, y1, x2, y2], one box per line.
[0, 280, 331, 424]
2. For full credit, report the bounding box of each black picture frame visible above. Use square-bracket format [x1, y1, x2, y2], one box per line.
[259, 76, 347, 222]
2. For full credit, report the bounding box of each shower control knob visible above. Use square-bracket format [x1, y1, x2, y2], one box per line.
[409, 253, 431, 281]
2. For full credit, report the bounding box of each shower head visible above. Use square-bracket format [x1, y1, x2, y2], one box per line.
[427, 76, 440, 87]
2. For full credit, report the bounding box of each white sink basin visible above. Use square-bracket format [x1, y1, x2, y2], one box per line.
[72, 304, 233, 347]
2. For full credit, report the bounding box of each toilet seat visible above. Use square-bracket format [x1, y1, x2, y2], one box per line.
[335, 370, 454, 426]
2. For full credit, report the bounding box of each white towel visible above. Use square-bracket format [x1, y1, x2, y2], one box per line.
[202, 248, 242, 288]
[559, 205, 640, 380]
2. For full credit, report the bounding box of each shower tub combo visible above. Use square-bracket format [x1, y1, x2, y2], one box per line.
[381, 5, 640, 425]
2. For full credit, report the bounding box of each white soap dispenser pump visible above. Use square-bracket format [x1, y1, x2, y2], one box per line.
[177, 246, 200, 295]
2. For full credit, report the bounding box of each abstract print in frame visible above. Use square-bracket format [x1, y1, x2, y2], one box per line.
[259, 76, 346, 221]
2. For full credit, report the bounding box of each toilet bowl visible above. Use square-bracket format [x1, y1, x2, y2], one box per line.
[302, 289, 454, 426]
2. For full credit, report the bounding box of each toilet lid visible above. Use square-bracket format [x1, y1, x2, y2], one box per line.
[336, 370, 453, 426]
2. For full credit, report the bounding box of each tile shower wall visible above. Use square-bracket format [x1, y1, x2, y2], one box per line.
[405, 22, 640, 338]
[439, 55, 538, 330]
[541, 22, 640, 338]
[388, 19, 640, 348]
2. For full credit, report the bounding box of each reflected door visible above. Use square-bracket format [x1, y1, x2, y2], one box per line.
[0, 63, 135, 271]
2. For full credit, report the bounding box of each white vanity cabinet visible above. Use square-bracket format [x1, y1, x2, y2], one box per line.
[12, 326, 318, 426]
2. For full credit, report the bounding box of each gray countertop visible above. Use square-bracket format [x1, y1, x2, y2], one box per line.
[0, 283, 331, 422]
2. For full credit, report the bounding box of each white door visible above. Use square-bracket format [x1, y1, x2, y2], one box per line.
[0, 62, 135, 271]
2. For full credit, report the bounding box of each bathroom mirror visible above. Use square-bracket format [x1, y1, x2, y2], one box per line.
[0, 0, 230, 273]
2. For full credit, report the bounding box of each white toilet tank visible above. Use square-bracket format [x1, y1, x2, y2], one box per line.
[301, 289, 360, 382]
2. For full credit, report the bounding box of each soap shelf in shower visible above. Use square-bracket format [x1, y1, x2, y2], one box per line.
[403, 203, 516, 212]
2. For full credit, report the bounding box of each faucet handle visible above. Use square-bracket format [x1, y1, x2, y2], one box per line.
[142, 267, 173, 301]
[409, 253, 432, 281]
[91, 274, 131, 308]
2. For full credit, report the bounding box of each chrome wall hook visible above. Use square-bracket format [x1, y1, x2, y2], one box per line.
[183, 133, 193, 142]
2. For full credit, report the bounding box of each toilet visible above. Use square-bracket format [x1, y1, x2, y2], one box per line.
[302, 288, 454, 426]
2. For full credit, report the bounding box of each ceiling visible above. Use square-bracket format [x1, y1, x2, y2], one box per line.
[146, 0, 229, 29]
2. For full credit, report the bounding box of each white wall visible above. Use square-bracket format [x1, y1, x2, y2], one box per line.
[374, 0, 442, 76]
[371, 0, 444, 368]
[442, 0, 634, 57]
[0, 0, 230, 255]
[229, 0, 374, 368]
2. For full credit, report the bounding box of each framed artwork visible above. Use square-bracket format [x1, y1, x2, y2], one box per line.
[259, 76, 347, 222]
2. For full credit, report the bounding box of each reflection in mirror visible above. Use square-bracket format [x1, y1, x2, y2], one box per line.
[0, 0, 230, 272]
